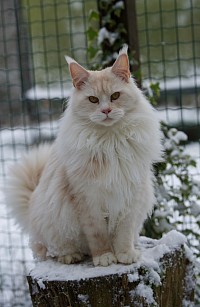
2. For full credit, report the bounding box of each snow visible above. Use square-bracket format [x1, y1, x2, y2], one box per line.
[167, 129, 188, 143]
[98, 27, 118, 46]
[160, 77, 200, 92]
[25, 85, 71, 100]
[130, 283, 155, 305]
[158, 107, 200, 126]
[78, 294, 90, 304]
[143, 76, 200, 92]
[113, 1, 124, 9]
[190, 202, 200, 217]
[29, 230, 187, 282]
[159, 229, 187, 249]
[37, 279, 45, 290]
[128, 272, 139, 282]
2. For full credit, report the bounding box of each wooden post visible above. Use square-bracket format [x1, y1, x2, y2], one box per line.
[27, 232, 195, 306]
[124, 0, 141, 87]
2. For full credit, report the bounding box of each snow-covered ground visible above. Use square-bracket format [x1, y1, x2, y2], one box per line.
[0, 117, 199, 306]
[158, 107, 200, 127]
[144, 76, 200, 93]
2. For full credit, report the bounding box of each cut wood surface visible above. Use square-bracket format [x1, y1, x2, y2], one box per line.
[27, 231, 195, 307]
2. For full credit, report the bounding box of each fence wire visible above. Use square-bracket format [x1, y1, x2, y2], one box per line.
[0, 0, 199, 306]
[136, 0, 200, 147]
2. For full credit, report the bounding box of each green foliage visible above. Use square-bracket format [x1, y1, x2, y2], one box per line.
[87, 10, 102, 66]
[143, 85, 200, 264]
[144, 124, 200, 246]
[148, 83, 160, 106]
[97, 0, 127, 67]
[87, 0, 136, 71]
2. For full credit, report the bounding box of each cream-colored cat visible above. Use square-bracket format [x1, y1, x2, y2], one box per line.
[6, 46, 162, 266]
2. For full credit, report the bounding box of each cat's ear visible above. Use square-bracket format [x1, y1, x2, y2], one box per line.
[65, 56, 90, 90]
[111, 45, 130, 83]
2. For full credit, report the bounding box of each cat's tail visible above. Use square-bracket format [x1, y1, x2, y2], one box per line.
[5, 143, 52, 232]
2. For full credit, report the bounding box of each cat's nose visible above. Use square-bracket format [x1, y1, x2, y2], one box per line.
[101, 108, 111, 115]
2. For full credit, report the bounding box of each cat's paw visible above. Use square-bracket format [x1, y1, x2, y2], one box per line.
[93, 252, 117, 267]
[58, 253, 83, 264]
[116, 249, 140, 264]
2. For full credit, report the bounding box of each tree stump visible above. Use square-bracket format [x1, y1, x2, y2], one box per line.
[27, 230, 195, 307]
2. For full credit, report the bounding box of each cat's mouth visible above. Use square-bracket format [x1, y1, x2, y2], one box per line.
[101, 115, 117, 126]
[103, 116, 113, 121]
[90, 109, 124, 126]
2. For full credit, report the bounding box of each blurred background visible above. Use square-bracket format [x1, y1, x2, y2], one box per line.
[0, 0, 199, 306]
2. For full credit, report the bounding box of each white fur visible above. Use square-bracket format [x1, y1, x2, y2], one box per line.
[6, 144, 52, 231]
[6, 55, 162, 266]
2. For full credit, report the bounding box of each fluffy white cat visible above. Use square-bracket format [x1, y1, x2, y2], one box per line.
[6, 46, 162, 267]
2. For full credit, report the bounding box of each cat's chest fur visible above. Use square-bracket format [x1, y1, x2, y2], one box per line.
[62, 127, 148, 189]
[58, 128, 150, 221]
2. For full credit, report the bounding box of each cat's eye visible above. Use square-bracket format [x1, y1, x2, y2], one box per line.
[89, 96, 99, 103]
[111, 92, 120, 101]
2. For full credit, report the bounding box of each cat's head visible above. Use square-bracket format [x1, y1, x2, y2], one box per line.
[65, 46, 139, 127]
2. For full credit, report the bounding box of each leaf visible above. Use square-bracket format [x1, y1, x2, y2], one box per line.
[87, 27, 98, 41]
[150, 82, 160, 95]
[87, 46, 98, 59]
[88, 10, 99, 22]
[113, 8, 122, 18]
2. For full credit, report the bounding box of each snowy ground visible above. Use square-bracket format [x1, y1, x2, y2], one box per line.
[0, 116, 199, 306]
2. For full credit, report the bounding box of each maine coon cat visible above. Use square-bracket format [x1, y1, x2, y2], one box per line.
[6, 46, 162, 267]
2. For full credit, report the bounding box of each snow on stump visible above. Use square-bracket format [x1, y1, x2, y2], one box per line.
[27, 230, 195, 307]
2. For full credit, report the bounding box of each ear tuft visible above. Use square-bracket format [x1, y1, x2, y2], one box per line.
[119, 44, 128, 55]
[64, 56, 90, 89]
[65, 55, 75, 65]
[111, 46, 130, 83]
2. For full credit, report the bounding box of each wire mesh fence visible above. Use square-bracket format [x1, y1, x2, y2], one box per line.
[137, 0, 200, 145]
[0, 0, 199, 306]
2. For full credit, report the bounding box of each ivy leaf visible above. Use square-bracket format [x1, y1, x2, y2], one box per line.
[113, 8, 122, 18]
[87, 26, 98, 41]
[87, 46, 98, 59]
[190, 159, 197, 167]
[88, 10, 99, 22]
[150, 82, 160, 95]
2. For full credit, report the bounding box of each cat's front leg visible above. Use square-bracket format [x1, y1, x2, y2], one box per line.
[81, 211, 117, 266]
[112, 213, 141, 264]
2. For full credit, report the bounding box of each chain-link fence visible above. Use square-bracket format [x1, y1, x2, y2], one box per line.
[0, 0, 199, 306]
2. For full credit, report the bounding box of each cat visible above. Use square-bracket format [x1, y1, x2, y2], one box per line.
[6, 46, 162, 267]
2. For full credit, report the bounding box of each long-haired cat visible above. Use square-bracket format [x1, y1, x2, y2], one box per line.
[6, 46, 162, 266]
